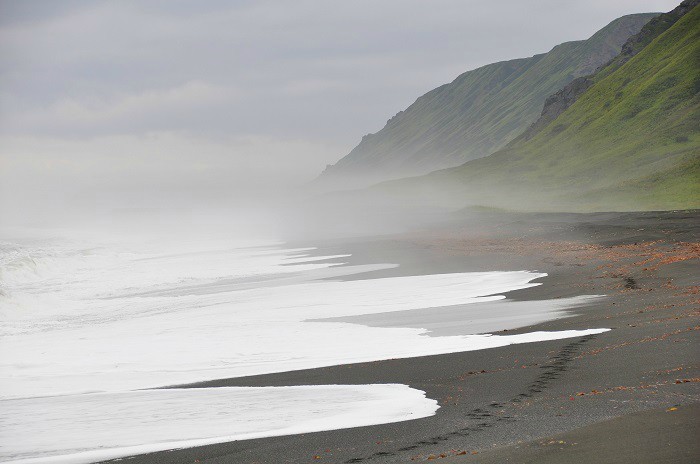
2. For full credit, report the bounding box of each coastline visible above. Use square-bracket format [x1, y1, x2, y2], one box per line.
[102, 210, 699, 464]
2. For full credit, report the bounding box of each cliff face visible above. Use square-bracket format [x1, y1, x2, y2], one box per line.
[518, 76, 595, 141]
[316, 13, 657, 189]
[520, 0, 699, 142]
[613, 0, 699, 69]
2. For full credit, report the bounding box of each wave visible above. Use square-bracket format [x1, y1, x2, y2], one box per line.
[0, 229, 609, 462]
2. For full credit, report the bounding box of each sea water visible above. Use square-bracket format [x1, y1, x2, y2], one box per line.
[0, 229, 607, 463]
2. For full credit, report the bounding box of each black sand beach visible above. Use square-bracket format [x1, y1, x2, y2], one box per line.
[107, 210, 699, 464]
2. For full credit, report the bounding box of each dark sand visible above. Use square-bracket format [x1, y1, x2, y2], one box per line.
[104, 210, 699, 464]
[444, 403, 700, 463]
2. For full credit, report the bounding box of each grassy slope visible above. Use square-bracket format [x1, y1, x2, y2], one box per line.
[322, 14, 656, 183]
[424, 5, 700, 212]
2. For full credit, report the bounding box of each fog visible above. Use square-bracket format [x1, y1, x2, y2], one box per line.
[0, 0, 679, 237]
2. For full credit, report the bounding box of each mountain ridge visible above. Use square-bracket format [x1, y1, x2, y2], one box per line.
[375, 1, 700, 212]
[316, 13, 658, 189]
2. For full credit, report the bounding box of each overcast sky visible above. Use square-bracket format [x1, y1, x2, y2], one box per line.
[0, 0, 680, 219]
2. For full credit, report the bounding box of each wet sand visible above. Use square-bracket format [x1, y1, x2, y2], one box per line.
[103, 210, 699, 464]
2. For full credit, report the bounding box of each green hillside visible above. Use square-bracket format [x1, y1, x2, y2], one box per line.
[393, 2, 700, 212]
[317, 13, 656, 188]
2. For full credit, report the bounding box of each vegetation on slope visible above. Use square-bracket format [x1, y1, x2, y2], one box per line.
[317, 13, 656, 188]
[521, 0, 698, 141]
[404, 2, 700, 212]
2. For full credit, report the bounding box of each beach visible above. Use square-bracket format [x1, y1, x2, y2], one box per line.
[3, 2, 698, 463]
[0, 214, 604, 463]
[1, 210, 697, 463]
[104, 210, 699, 463]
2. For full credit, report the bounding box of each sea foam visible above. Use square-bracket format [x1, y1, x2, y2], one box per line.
[0, 231, 608, 462]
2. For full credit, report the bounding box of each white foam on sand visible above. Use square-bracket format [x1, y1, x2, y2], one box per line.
[0, 270, 608, 399]
[1, 384, 439, 464]
[0, 232, 609, 462]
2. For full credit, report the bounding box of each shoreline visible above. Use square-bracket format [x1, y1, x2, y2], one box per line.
[103, 210, 699, 464]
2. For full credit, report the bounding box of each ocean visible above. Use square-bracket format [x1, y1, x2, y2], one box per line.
[0, 228, 607, 463]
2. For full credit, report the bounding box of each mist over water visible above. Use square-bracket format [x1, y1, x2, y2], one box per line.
[0, 117, 612, 464]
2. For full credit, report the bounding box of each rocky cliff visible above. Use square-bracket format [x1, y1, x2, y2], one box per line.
[520, 0, 699, 142]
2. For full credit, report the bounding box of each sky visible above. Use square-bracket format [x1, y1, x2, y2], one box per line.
[0, 0, 680, 221]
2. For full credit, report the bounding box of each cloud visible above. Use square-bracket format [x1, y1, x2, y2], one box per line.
[0, 0, 681, 223]
[6, 81, 236, 135]
[0, 0, 680, 140]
